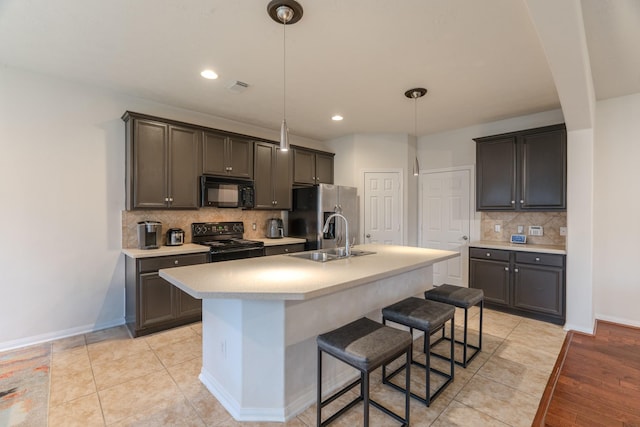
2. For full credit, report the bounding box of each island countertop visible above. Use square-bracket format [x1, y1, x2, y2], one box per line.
[159, 244, 458, 301]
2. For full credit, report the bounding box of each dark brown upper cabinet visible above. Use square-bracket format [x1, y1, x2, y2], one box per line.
[202, 131, 253, 179]
[124, 112, 200, 210]
[254, 142, 292, 210]
[293, 147, 334, 185]
[475, 124, 566, 211]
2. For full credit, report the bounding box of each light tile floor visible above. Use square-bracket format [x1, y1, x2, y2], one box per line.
[10, 307, 566, 426]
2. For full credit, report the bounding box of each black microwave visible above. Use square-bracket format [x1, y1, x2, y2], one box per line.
[200, 176, 255, 208]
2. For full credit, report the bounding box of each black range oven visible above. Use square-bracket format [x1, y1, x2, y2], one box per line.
[191, 222, 264, 262]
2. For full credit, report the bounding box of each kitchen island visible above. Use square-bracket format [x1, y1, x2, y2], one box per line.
[160, 244, 458, 422]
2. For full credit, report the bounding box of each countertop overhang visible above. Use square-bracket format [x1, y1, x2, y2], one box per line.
[470, 240, 566, 255]
[159, 244, 459, 301]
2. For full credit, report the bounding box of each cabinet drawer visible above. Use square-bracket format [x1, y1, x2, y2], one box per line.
[138, 253, 208, 273]
[264, 244, 305, 256]
[515, 252, 564, 267]
[469, 248, 510, 262]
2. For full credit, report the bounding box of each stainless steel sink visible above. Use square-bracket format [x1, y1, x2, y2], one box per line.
[288, 248, 376, 262]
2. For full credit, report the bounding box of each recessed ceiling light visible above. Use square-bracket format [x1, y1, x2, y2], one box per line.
[331, 115, 344, 121]
[200, 69, 218, 80]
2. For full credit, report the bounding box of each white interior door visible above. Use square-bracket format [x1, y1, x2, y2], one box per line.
[420, 168, 471, 286]
[363, 171, 403, 245]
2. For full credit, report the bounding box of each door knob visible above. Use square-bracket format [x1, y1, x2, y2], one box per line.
[366, 234, 371, 238]
[462, 236, 469, 240]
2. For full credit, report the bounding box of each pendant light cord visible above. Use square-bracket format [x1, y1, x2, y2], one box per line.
[282, 20, 286, 121]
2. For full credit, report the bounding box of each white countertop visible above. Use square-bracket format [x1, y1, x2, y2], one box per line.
[251, 237, 306, 246]
[122, 243, 210, 259]
[470, 240, 566, 255]
[159, 244, 459, 301]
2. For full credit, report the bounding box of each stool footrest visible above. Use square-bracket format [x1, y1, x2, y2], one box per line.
[320, 378, 360, 408]
[383, 362, 453, 407]
[431, 335, 481, 367]
[320, 395, 362, 427]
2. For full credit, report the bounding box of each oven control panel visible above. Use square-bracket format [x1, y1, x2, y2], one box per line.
[192, 222, 244, 237]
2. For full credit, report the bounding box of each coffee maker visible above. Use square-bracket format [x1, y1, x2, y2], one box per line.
[137, 221, 162, 249]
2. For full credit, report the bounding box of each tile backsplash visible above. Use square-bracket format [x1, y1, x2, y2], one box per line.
[481, 211, 566, 246]
[122, 209, 283, 248]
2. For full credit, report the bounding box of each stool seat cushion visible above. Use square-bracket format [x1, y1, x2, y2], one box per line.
[317, 317, 412, 371]
[382, 298, 454, 333]
[425, 284, 484, 309]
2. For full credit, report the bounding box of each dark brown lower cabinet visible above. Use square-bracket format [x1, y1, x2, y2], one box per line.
[126, 253, 207, 337]
[469, 247, 565, 325]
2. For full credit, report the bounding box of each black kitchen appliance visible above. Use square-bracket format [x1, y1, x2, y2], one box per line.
[200, 176, 255, 209]
[191, 222, 264, 262]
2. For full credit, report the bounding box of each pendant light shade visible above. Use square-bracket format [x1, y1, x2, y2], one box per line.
[268, 0, 303, 152]
[280, 118, 289, 151]
[405, 88, 427, 177]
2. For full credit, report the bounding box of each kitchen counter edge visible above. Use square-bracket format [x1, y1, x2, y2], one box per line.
[251, 237, 306, 247]
[122, 243, 210, 259]
[470, 240, 566, 255]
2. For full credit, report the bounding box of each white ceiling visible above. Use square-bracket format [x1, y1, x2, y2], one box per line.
[0, 0, 638, 141]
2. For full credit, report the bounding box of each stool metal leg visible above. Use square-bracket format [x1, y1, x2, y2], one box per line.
[363, 372, 369, 427]
[317, 348, 322, 427]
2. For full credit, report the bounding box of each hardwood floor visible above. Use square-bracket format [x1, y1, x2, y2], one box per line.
[534, 320, 640, 426]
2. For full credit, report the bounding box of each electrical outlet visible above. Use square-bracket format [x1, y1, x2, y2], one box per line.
[529, 225, 543, 236]
[560, 227, 567, 236]
[252, 223, 257, 231]
[517, 225, 524, 233]
[494, 224, 501, 232]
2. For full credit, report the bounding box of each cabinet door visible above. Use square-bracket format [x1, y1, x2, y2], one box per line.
[133, 120, 168, 208]
[254, 142, 275, 209]
[168, 125, 200, 209]
[469, 259, 510, 306]
[202, 131, 227, 176]
[139, 273, 175, 328]
[520, 129, 566, 210]
[175, 288, 201, 319]
[293, 149, 315, 184]
[513, 264, 564, 317]
[476, 137, 516, 210]
[228, 138, 254, 179]
[315, 153, 334, 184]
[273, 147, 292, 209]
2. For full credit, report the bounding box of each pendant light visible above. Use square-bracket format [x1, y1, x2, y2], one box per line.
[405, 88, 427, 176]
[268, 0, 303, 152]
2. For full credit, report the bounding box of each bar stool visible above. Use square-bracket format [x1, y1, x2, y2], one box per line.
[381, 297, 455, 406]
[424, 284, 484, 367]
[317, 317, 412, 427]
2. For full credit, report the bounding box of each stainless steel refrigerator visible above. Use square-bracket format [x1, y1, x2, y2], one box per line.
[289, 184, 359, 251]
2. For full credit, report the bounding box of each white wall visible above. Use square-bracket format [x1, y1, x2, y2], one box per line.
[0, 66, 322, 350]
[593, 93, 640, 327]
[326, 133, 418, 246]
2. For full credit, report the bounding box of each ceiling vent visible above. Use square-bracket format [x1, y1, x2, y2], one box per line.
[227, 80, 249, 93]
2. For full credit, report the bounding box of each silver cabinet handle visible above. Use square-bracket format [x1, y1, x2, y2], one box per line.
[514, 268, 519, 273]
[165, 197, 169, 202]
[174, 260, 179, 265]
[520, 200, 524, 204]
[504, 267, 509, 271]
[511, 200, 515, 204]
[535, 257, 541, 262]
[486, 253, 491, 257]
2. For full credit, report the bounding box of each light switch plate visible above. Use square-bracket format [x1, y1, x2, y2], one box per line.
[560, 226, 567, 236]
[529, 226, 543, 236]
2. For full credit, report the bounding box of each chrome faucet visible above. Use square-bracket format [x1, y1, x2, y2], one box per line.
[323, 213, 350, 256]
